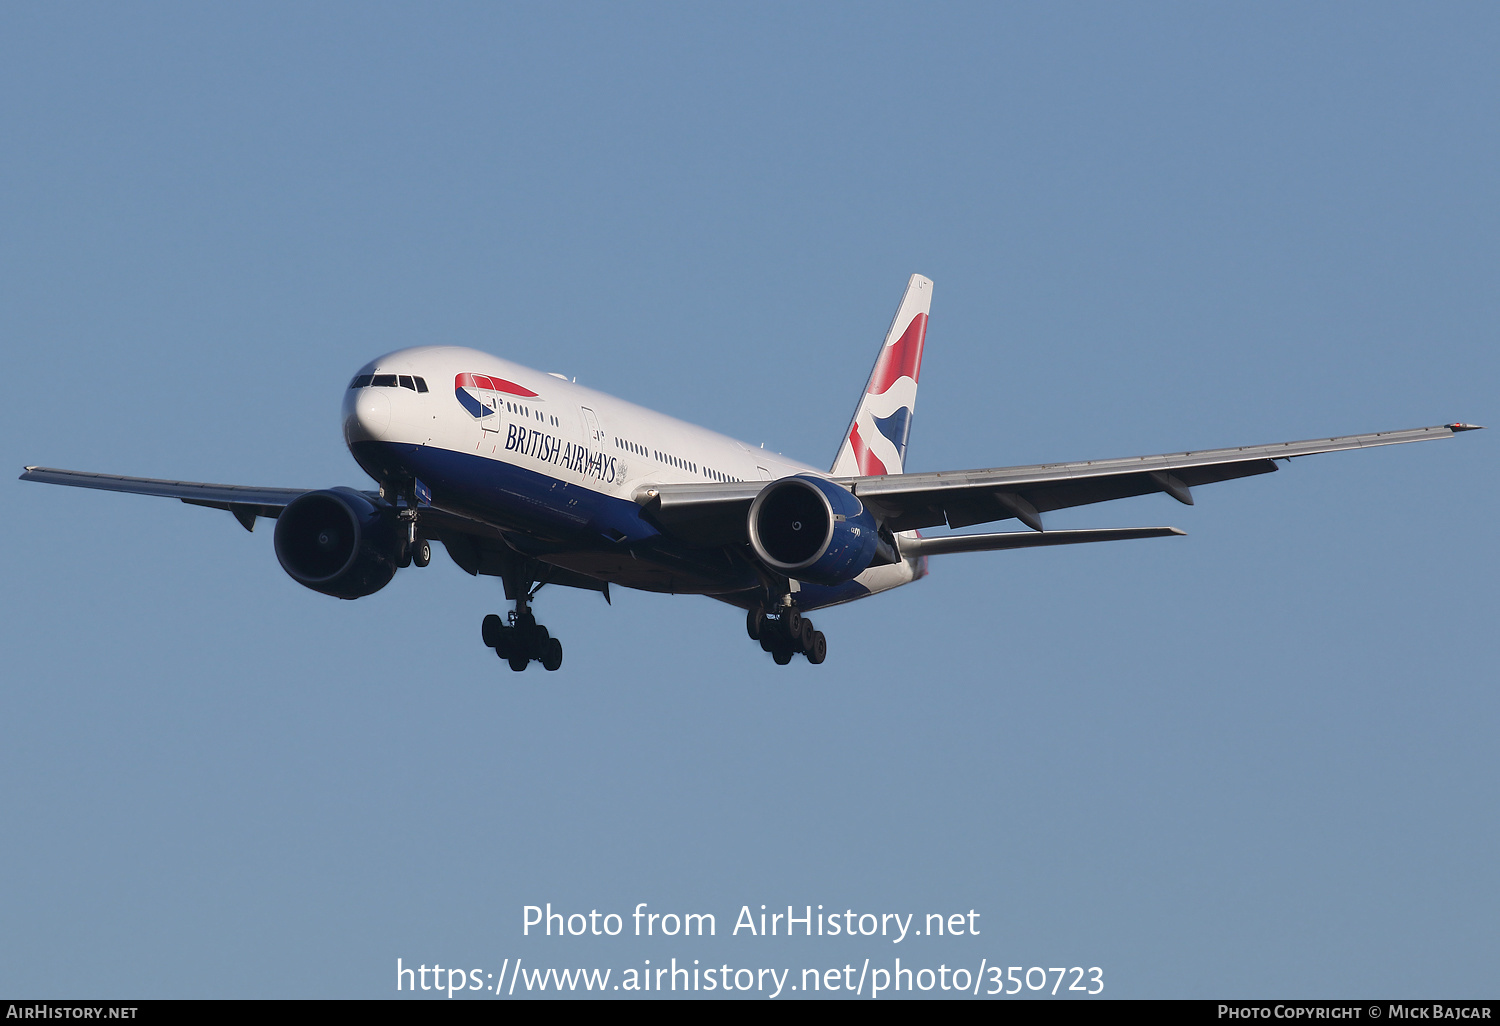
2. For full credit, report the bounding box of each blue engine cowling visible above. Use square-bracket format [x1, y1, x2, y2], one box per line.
[273, 488, 401, 599]
[747, 475, 879, 585]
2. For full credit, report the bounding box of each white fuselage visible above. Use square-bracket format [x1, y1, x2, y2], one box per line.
[340, 346, 923, 609]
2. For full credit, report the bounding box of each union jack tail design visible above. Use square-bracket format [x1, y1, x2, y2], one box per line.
[830, 274, 932, 477]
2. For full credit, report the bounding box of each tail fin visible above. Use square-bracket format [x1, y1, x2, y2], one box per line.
[830, 274, 932, 477]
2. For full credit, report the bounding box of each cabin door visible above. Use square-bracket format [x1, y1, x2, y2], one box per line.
[579, 406, 605, 447]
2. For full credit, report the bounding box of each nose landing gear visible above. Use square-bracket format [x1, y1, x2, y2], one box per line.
[747, 602, 826, 665]
[392, 489, 430, 569]
[481, 584, 563, 672]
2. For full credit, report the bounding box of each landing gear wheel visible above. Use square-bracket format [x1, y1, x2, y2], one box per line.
[799, 620, 816, 652]
[760, 635, 775, 653]
[396, 541, 412, 568]
[532, 624, 550, 651]
[413, 538, 431, 567]
[492, 629, 514, 659]
[806, 630, 827, 665]
[481, 614, 505, 648]
[771, 644, 794, 666]
[785, 607, 802, 639]
[541, 637, 563, 671]
[746, 607, 765, 641]
[508, 652, 530, 672]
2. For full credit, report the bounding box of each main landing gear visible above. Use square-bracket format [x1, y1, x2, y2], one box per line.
[481, 586, 563, 672]
[747, 603, 827, 665]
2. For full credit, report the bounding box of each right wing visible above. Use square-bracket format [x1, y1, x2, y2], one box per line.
[846, 422, 1481, 530]
[634, 423, 1482, 543]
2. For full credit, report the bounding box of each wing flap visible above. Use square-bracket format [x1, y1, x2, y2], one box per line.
[903, 526, 1185, 557]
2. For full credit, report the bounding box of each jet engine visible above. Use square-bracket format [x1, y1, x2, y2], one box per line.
[273, 488, 401, 599]
[747, 475, 879, 585]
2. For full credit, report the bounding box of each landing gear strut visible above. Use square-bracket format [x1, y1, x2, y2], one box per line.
[481, 583, 563, 672]
[392, 486, 430, 569]
[747, 601, 826, 665]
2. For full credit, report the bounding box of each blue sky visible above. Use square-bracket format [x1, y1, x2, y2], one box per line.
[2, 2, 1495, 999]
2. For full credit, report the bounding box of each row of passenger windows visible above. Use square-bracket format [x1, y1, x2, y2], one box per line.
[351, 374, 429, 392]
[659, 450, 696, 474]
[509, 400, 558, 427]
[614, 435, 740, 482]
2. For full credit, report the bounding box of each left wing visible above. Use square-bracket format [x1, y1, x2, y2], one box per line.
[20, 466, 310, 531]
[636, 423, 1482, 542]
[19, 464, 613, 598]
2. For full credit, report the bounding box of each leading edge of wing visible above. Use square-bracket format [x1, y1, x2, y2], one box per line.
[20, 466, 311, 515]
[843, 423, 1482, 502]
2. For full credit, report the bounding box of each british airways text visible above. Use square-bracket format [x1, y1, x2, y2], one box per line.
[505, 424, 619, 484]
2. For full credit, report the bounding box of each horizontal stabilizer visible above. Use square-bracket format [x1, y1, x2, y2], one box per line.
[902, 526, 1185, 557]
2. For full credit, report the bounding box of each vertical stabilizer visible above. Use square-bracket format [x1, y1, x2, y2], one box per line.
[830, 274, 932, 476]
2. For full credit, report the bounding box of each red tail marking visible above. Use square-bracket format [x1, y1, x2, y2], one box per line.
[849, 423, 888, 476]
[866, 312, 928, 396]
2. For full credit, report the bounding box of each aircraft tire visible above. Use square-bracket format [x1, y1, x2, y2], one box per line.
[799, 620, 816, 652]
[772, 644, 794, 665]
[481, 614, 505, 648]
[531, 624, 550, 655]
[785, 607, 802, 639]
[759, 635, 775, 653]
[508, 652, 530, 672]
[396, 541, 412, 569]
[413, 538, 431, 567]
[746, 607, 765, 640]
[807, 631, 827, 665]
[541, 638, 563, 672]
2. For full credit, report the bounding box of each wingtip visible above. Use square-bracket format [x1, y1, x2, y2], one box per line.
[1449, 422, 1484, 432]
[1167, 527, 1188, 536]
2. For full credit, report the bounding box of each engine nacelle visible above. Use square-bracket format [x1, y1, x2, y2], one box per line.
[747, 475, 879, 585]
[273, 488, 400, 599]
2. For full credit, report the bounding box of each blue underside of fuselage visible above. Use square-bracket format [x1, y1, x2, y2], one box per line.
[350, 440, 656, 546]
[347, 440, 871, 610]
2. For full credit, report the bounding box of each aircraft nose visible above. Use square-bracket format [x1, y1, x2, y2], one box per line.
[346, 388, 391, 442]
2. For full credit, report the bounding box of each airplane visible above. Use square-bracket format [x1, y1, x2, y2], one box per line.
[21, 274, 1482, 670]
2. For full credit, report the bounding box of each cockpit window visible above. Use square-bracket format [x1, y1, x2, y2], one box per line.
[352, 373, 430, 392]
